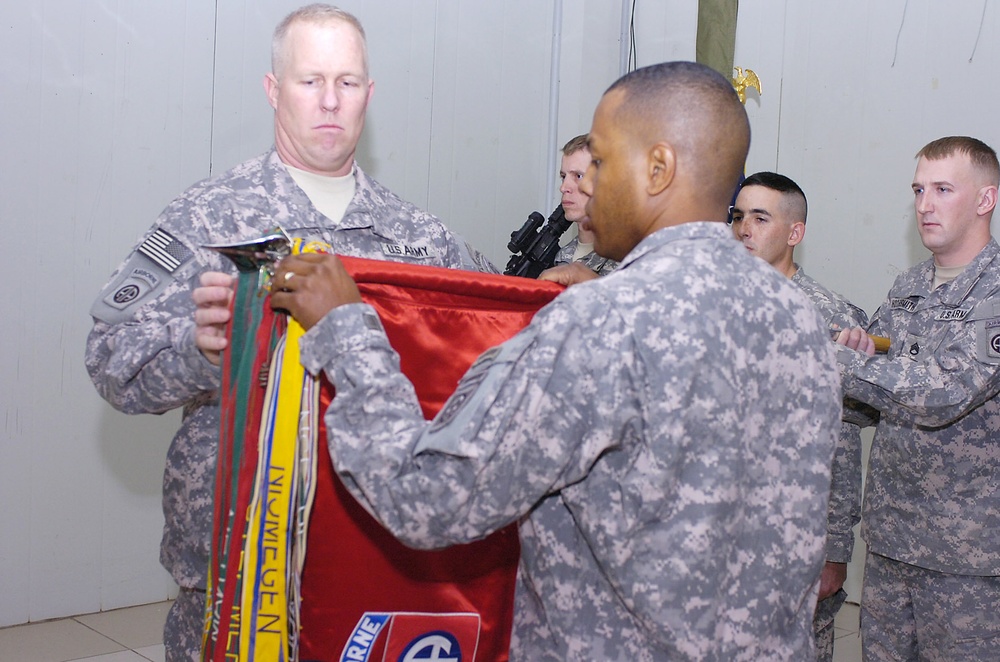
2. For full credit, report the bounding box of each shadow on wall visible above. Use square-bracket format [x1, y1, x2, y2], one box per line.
[97, 406, 180, 497]
[356, 121, 380, 176]
[903, 199, 932, 268]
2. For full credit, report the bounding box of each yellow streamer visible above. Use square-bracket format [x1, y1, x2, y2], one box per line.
[238, 237, 329, 661]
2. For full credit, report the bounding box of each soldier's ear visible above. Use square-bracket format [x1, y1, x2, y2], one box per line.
[787, 221, 805, 248]
[264, 73, 279, 110]
[647, 142, 676, 196]
[977, 185, 998, 217]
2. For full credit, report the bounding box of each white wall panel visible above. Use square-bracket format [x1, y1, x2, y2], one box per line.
[421, 1, 553, 266]
[210, 0, 289, 172]
[1, 0, 212, 625]
[738, 0, 1000, 314]
[0, 0, 37, 629]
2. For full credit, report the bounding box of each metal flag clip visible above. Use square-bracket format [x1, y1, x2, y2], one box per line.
[203, 228, 292, 295]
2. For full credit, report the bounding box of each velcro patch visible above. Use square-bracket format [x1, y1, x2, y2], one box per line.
[900, 333, 926, 359]
[139, 229, 193, 273]
[104, 267, 161, 311]
[935, 307, 971, 321]
[90, 232, 196, 324]
[380, 243, 439, 260]
[468, 346, 501, 371]
[420, 334, 534, 443]
[430, 369, 488, 433]
[978, 318, 1000, 364]
[361, 311, 383, 332]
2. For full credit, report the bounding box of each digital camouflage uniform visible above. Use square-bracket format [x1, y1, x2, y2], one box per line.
[792, 267, 869, 662]
[553, 235, 619, 275]
[85, 147, 496, 661]
[302, 222, 842, 661]
[836, 239, 1000, 661]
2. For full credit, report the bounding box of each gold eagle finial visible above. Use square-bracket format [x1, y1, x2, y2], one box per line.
[732, 67, 762, 104]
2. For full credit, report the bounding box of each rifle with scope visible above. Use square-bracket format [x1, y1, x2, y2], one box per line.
[503, 205, 572, 278]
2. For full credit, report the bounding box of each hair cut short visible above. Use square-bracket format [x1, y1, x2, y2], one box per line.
[272, 4, 369, 79]
[562, 134, 590, 156]
[740, 171, 808, 223]
[917, 136, 1000, 185]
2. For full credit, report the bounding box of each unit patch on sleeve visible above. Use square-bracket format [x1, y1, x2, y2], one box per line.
[422, 337, 533, 443]
[89, 229, 197, 324]
[428, 369, 489, 434]
[977, 318, 1000, 364]
[108, 267, 160, 309]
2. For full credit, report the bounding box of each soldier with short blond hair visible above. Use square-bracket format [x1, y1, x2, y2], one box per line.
[837, 136, 1000, 661]
[85, 5, 495, 660]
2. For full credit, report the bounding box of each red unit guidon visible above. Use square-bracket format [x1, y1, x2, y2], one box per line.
[208, 252, 563, 662]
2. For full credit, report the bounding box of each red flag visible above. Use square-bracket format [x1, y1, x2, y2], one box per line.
[295, 257, 562, 662]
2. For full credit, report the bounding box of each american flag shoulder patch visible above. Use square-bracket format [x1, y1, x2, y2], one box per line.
[138, 229, 193, 273]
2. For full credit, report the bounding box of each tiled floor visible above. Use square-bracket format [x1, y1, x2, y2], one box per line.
[0, 601, 169, 662]
[833, 602, 863, 661]
[0, 599, 863, 661]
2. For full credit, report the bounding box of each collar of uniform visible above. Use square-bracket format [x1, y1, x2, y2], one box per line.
[619, 221, 731, 268]
[331, 162, 420, 244]
[341, 164, 395, 234]
[934, 237, 1000, 306]
[791, 266, 821, 295]
[260, 148, 343, 229]
[261, 148, 393, 236]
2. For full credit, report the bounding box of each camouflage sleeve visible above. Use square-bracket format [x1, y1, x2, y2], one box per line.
[837, 302, 1000, 426]
[458, 239, 501, 274]
[826, 303, 867, 561]
[299, 296, 630, 549]
[866, 302, 888, 337]
[838, 305, 879, 428]
[825, 419, 862, 562]
[85, 227, 223, 415]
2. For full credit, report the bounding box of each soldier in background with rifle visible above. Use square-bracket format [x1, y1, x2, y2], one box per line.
[505, 134, 619, 282]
